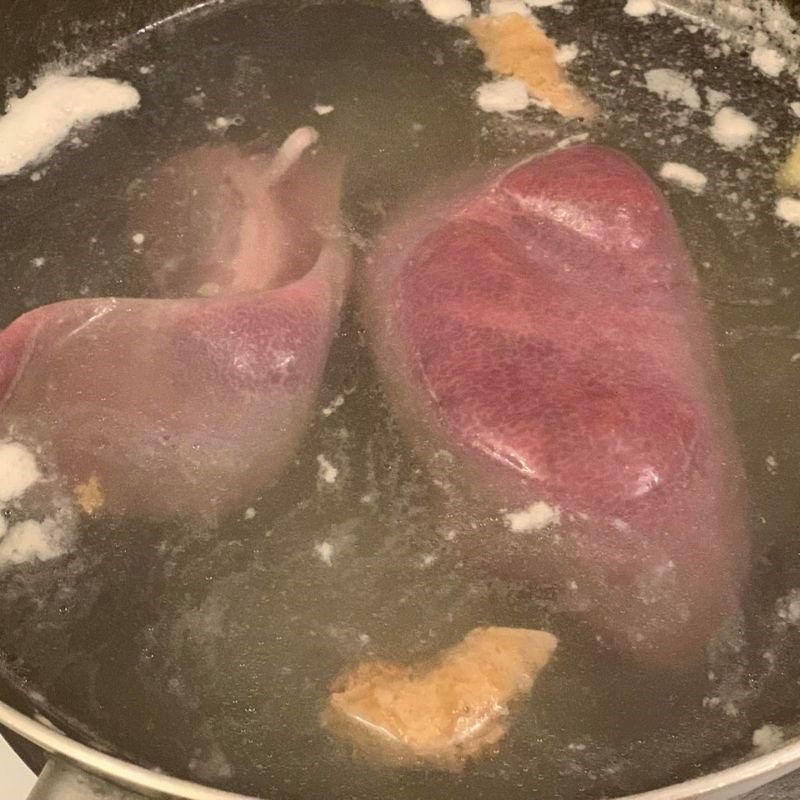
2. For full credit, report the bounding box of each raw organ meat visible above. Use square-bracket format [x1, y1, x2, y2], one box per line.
[364, 144, 747, 666]
[0, 128, 350, 518]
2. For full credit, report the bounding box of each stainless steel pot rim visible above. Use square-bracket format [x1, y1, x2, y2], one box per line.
[0, 697, 797, 800]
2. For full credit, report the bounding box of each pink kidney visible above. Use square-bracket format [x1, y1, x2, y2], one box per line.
[364, 144, 747, 667]
[0, 128, 350, 519]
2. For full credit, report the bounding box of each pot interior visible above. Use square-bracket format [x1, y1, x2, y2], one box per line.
[0, 1, 799, 798]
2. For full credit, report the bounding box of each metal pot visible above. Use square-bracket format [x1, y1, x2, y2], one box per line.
[5, 694, 800, 799]
[1, 0, 799, 798]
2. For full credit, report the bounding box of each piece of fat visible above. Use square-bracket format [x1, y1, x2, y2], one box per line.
[322, 626, 557, 770]
[465, 13, 597, 119]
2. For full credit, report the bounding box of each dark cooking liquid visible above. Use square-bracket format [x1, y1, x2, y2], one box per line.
[0, 1, 799, 797]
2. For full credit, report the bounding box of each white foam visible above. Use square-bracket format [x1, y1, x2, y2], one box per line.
[752, 724, 784, 754]
[0, 442, 40, 502]
[776, 196, 800, 226]
[705, 88, 730, 113]
[0, 516, 70, 566]
[505, 501, 561, 532]
[659, 162, 708, 193]
[489, 0, 531, 15]
[322, 395, 345, 417]
[420, 0, 472, 22]
[315, 541, 334, 566]
[624, 0, 657, 17]
[710, 107, 759, 149]
[777, 589, 800, 624]
[750, 46, 786, 78]
[317, 454, 339, 484]
[313, 104, 335, 116]
[555, 43, 579, 65]
[475, 78, 531, 113]
[206, 115, 244, 133]
[644, 68, 701, 110]
[0, 73, 140, 176]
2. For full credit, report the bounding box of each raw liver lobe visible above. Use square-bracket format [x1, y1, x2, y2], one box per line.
[0, 130, 350, 519]
[365, 144, 747, 666]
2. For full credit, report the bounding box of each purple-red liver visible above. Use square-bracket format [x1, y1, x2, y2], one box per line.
[364, 144, 747, 666]
[0, 129, 350, 519]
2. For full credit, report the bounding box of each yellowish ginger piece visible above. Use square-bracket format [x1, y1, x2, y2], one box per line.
[777, 136, 800, 192]
[74, 474, 105, 514]
[322, 626, 557, 770]
[466, 13, 597, 119]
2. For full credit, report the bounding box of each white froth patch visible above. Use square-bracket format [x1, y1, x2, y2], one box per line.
[791, 102, 800, 119]
[322, 394, 345, 417]
[0, 441, 41, 502]
[0, 517, 70, 566]
[313, 104, 335, 116]
[624, 0, 657, 17]
[557, 132, 589, 149]
[527, 0, 563, 7]
[315, 541, 334, 566]
[777, 589, 800, 625]
[644, 69, 701, 110]
[555, 43, 579, 65]
[710, 107, 759, 150]
[659, 162, 708, 194]
[505, 501, 561, 532]
[705, 88, 730, 114]
[317, 454, 339, 484]
[131, 232, 145, 246]
[752, 724, 784, 755]
[775, 197, 800, 226]
[206, 115, 244, 132]
[489, 0, 531, 15]
[475, 78, 531, 113]
[0, 74, 140, 176]
[750, 46, 786, 78]
[0, 441, 76, 568]
[420, 0, 471, 22]
[243, 507, 256, 520]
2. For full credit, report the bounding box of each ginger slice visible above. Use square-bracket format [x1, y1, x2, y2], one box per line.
[74, 474, 105, 514]
[322, 626, 557, 770]
[465, 13, 597, 119]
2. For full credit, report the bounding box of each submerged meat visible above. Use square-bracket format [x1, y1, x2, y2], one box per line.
[323, 626, 557, 770]
[0, 128, 350, 518]
[364, 144, 747, 666]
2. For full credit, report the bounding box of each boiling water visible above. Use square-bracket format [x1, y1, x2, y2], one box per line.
[0, 1, 799, 797]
